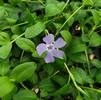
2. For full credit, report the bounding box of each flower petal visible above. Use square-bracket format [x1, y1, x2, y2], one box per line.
[52, 49, 64, 58]
[54, 38, 66, 48]
[43, 34, 54, 44]
[44, 52, 54, 63]
[36, 43, 46, 56]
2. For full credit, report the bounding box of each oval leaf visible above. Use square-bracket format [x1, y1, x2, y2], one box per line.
[70, 68, 93, 84]
[13, 89, 38, 100]
[67, 37, 86, 54]
[11, 62, 37, 82]
[25, 22, 45, 38]
[91, 59, 101, 68]
[0, 76, 14, 97]
[15, 37, 35, 52]
[0, 42, 12, 59]
[89, 32, 101, 47]
[45, 4, 61, 17]
[60, 30, 72, 44]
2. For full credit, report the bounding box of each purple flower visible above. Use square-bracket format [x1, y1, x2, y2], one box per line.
[36, 34, 66, 63]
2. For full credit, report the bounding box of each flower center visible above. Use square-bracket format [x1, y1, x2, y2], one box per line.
[46, 43, 54, 51]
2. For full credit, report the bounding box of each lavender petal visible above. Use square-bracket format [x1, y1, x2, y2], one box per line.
[52, 49, 64, 58]
[44, 52, 54, 63]
[54, 38, 66, 48]
[43, 34, 54, 44]
[36, 43, 46, 56]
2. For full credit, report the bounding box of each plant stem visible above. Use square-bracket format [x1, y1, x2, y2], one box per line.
[11, 33, 25, 43]
[20, 82, 29, 90]
[55, 5, 83, 36]
[61, 0, 70, 12]
[64, 63, 87, 96]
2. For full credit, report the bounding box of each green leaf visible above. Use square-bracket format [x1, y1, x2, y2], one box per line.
[96, 70, 101, 83]
[68, 53, 87, 63]
[15, 37, 35, 52]
[67, 37, 86, 53]
[81, 33, 89, 42]
[0, 32, 9, 39]
[29, 72, 38, 85]
[51, 84, 69, 96]
[40, 89, 48, 97]
[45, 3, 61, 17]
[46, 0, 58, 4]
[43, 64, 54, 75]
[89, 32, 101, 47]
[0, 76, 14, 97]
[13, 89, 38, 100]
[84, 89, 101, 100]
[91, 10, 101, 25]
[0, 6, 5, 17]
[0, 59, 10, 76]
[25, 22, 45, 38]
[60, 30, 72, 44]
[76, 94, 84, 100]
[11, 62, 37, 82]
[0, 32, 10, 45]
[90, 68, 97, 78]
[5, 7, 19, 25]
[64, 13, 74, 27]
[53, 22, 62, 30]
[92, 0, 101, 7]
[11, 25, 21, 34]
[70, 68, 93, 84]
[74, 9, 87, 23]
[52, 75, 66, 86]
[0, 42, 12, 59]
[83, 0, 94, 5]
[91, 59, 101, 68]
[2, 87, 17, 100]
[39, 79, 56, 92]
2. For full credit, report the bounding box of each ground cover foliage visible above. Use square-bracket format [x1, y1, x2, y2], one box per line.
[0, 0, 101, 99]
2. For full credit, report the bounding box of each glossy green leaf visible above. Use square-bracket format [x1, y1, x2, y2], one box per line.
[39, 79, 56, 92]
[0, 32, 10, 45]
[0, 59, 10, 76]
[15, 37, 35, 52]
[45, 4, 61, 17]
[70, 68, 93, 84]
[91, 59, 101, 68]
[13, 89, 38, 100]
[40, 89, 48, 97]
[64, 13, 74, 26]
[83, 0, 94, 5]
[11, 25, 21, 34]
[25, 22, 45, 38]
[67, 37, 86, 53]
[91, 10, 101, 25]
[29, 72, 38, 85]
[0, 42, 12, 59]
[92, 0, 101, 7]
[68, 53, 87, 63]
[0, 6, 5, 17]
[0, 76, 14, 97]
[89, 32, 101, 47]
[76, 94, 84, 100]
[11, 62, 37, 82]
[60, 30, 72, 44]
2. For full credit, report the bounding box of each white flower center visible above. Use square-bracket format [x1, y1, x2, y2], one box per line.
[46, 43, 54, 51]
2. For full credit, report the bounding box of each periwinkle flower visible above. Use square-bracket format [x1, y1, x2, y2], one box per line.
[36, 34, 66, 63]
